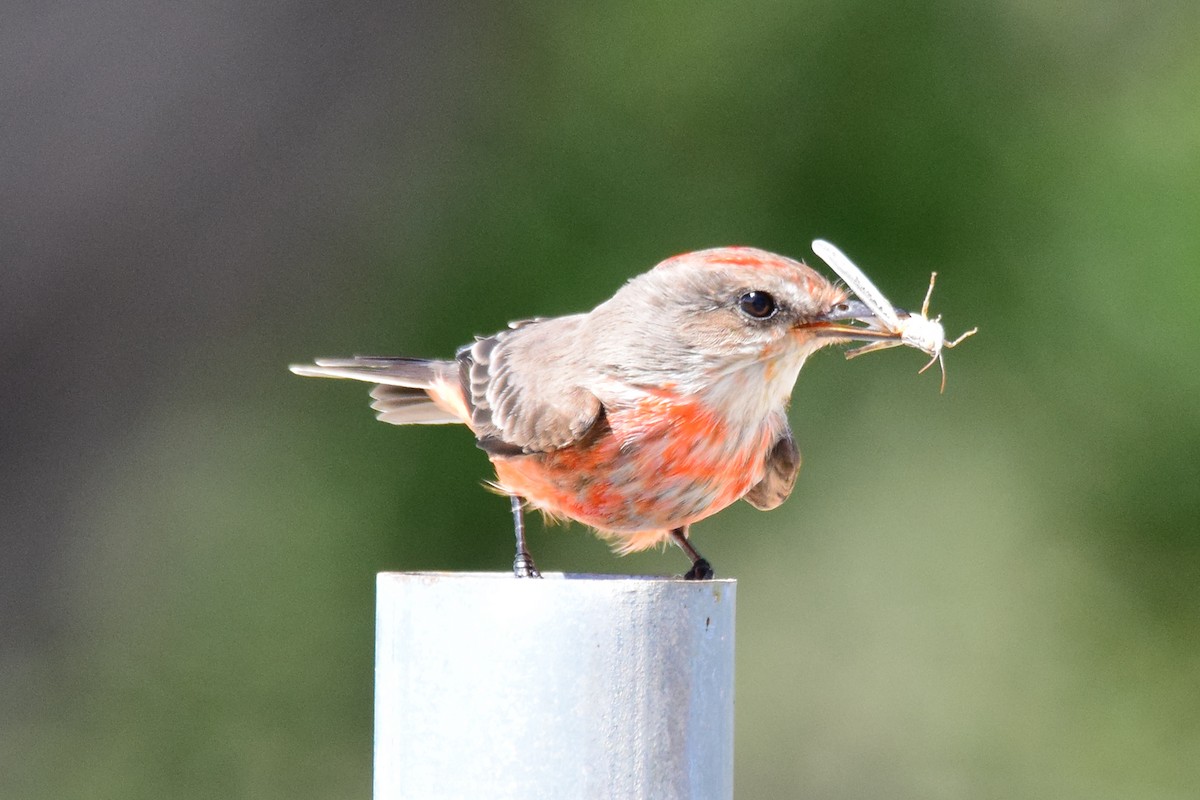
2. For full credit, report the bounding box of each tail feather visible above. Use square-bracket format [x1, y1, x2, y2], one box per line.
[290, 356, 467, 426]
[291, 356, 445, 388]
[370, 384, 461, 425]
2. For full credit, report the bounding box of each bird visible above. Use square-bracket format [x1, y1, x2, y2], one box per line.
[291, 245, 894, 578]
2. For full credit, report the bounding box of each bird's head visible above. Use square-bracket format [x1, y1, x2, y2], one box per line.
[587, 246, 894, 401]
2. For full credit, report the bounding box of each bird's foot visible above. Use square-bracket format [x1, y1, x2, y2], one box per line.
[513, 551, 542, 579]
[682, 558, 714, 581]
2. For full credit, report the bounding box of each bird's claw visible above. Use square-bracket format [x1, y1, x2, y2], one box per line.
[513, 551, 542, 579]
[682, 559, 714, 581]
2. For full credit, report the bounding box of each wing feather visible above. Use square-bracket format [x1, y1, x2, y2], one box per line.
[743, 430, 801, 510]
[458, 316, 604, 455]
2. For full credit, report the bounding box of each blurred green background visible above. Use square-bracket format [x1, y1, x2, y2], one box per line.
[4, 1, 1198, 797]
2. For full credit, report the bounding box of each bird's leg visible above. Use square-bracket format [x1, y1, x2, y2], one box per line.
[670, 526, 714, 580]
[510, 495, 541, 578]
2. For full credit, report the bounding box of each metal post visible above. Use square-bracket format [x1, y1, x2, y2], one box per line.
[374, 572, 736, 800]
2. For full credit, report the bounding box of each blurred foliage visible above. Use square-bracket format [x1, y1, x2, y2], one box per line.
[4, 1, 1199, 798]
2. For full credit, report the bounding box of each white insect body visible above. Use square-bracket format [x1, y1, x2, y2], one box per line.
[811, 239, 977, 392]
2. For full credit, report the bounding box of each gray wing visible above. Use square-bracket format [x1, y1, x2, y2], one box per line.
[742, 429, 800, 510]
[459, 315, 605, 456]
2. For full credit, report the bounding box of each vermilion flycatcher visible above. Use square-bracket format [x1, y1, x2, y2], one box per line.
[291, 246, 893, 578]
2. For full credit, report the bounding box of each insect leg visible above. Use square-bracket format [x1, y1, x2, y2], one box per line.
[845, 340, 903, 360]
[920, 272, 938, 317]
[945, 327, 979, 348]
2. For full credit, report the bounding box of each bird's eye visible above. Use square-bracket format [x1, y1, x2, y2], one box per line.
[738, 291, 777, 319]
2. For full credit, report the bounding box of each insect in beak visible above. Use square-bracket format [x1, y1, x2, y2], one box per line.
[810, 239, 978, 393]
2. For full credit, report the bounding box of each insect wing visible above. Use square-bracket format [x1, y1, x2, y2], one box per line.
[811, 239, 902, 329]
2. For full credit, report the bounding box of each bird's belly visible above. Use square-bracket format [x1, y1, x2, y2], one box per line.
[490, 398, 774, 542]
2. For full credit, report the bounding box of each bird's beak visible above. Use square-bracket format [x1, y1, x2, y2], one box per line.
[799, 299, 901, 343]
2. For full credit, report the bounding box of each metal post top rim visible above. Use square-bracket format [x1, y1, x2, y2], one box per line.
[377, 570, 736, 586]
